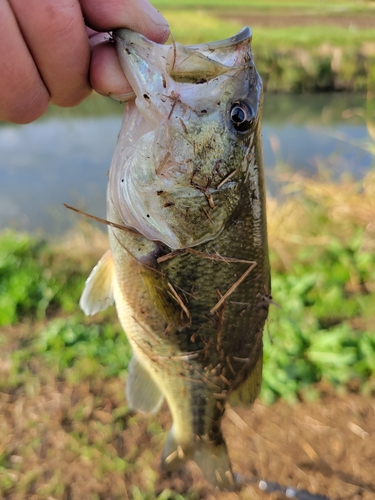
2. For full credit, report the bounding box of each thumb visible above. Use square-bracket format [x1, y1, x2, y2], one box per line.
[80, 0, 169, 43]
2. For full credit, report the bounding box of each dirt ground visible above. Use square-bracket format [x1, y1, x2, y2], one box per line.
[1, 363, 374, 500]
[155, 387, 375, 500]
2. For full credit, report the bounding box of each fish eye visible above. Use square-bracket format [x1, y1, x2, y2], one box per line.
[230, 102, 254, 132]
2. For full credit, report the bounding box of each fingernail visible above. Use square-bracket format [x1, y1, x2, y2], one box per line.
[109, 91, 136, 102]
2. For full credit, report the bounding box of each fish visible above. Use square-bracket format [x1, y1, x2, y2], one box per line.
[80, 26, 270, 490]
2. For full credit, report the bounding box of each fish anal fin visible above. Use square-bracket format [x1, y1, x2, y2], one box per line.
[126, 355, 164, 414]
[227, 354, 263, 408]
[79, 249, 115, 316]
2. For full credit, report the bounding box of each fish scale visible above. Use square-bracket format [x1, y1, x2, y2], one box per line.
[80, 26, 270, 490]
[159, 163, 269, 386]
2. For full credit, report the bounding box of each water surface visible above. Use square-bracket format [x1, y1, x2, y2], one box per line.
[0, 93, 372, 235]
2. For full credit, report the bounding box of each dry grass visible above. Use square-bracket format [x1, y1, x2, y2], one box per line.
[267, 170, 375, 273]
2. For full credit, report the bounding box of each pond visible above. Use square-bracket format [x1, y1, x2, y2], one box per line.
[0, 93, 372, 235]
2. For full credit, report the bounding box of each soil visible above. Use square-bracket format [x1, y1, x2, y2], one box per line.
[1, 362, 374, 500]
[155, 388, 375, 500]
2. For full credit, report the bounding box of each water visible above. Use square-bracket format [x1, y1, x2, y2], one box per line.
[0, 93, 372, 235]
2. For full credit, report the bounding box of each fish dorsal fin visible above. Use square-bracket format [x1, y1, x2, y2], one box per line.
[126, 355, 164, 413]
[227, 354, 263, 407]
[79, 249, 115, 316]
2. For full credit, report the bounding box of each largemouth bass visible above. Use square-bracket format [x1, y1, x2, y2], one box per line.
[80, 26, 270, 489]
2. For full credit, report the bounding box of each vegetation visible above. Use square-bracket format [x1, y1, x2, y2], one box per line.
[152, 0, 375, 11]
[263, 171, 375, 402]
[150, 1, 375, 92]
[1, 171, 374, 399]
[0, 172, 374, 498]
[1, 1, 374, 496]
[170, 15, 375, 92]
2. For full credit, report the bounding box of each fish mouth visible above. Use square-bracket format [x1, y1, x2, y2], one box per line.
[113, 26, 253, 92]
[113, 26, 251, 51]
[183, 26, 251, 50]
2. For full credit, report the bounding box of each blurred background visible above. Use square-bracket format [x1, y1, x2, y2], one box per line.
[0, 2, 375, 499]
[1, 1, 375, 234]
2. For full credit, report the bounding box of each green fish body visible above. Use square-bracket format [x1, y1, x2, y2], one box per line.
[80, 27, 270, 489]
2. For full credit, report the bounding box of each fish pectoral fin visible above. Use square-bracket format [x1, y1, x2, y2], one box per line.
[161, 428, 234, 490]
[227, 354, 263, 408]
[79, 249, 115, 316]
[126, 355, 164, 414]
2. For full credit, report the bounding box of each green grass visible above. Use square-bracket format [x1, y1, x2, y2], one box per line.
[159, 10, 375, 92]
[252, 26, 375, 48]
[152, 0, 375, 12]
[1, 172, 374, 402]
[0, 231, 95, 325]
[161, 10, 375, 48]
[263, 232, 375, 403]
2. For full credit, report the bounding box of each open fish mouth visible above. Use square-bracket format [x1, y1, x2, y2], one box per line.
[113, 26, 252, 88]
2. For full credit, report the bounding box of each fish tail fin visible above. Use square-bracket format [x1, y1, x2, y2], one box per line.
[193, 439, 235, 489]
[161, 427, 234, 489]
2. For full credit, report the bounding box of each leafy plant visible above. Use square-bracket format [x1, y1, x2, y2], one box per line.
[0, 232, 57, 325]
[37, 317, 131, 379]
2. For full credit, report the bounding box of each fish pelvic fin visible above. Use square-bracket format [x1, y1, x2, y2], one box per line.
[227, 353, 262, 408]
[161, 428, 234, 490]
[126, 355, 164, 413]
[79, 249, 115, 316]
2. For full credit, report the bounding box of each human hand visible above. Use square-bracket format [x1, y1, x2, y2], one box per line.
[0, 0, 169, 124]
